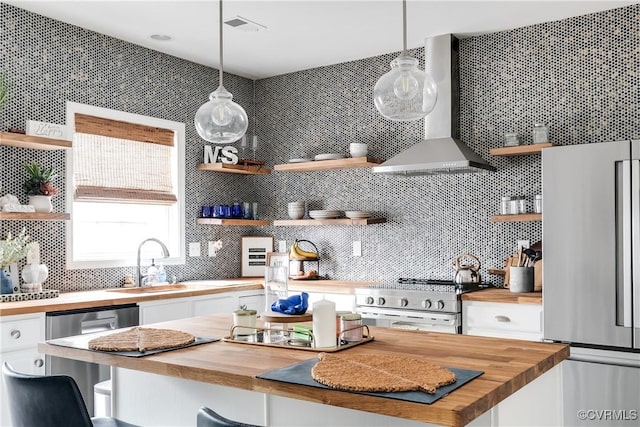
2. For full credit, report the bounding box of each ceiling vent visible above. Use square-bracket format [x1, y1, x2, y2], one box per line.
[224, 16, 267, 32]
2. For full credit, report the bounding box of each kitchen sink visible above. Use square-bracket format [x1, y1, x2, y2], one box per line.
[108, 284, 189, 294]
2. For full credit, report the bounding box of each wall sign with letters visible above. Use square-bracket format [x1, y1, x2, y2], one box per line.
[26, 120, 72, 140]
[204, 145, 239, 164]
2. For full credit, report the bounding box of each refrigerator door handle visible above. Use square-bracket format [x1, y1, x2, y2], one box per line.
[617, 160, 633, 328]
[632, 160, 639, 331]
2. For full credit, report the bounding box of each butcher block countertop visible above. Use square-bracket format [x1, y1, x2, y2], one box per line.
[39, 314, 568, 427]
[0, 279, 263, 316]
[462, 288, 542, 305]
[0, 279, 374, 317]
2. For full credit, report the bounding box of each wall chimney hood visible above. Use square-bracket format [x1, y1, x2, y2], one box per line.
[372, 34, 496, 176]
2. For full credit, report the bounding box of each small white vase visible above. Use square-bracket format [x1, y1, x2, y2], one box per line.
[28, 195, 53, 213]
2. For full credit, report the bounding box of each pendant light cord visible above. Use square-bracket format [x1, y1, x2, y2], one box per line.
[402, 0, 407, 55]
[219, 0, 224, 87]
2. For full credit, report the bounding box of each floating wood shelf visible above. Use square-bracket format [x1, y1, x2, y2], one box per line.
[274, 156, 383, 172]
[196, 163, 271, 175]
[273, 218, 386, 226]
[0, 132, 72, 150]
[0, 212, 70, 221]
[489, 143, 554, 157]
[196, 218, 270, 226]
[491, 213, 542, 222]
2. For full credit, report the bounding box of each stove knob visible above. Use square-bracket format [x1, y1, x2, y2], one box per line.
[437, 300, 445, 310]
[366, 296, 374, 305]
[377, 297, 386, 306]
[422, 299, 432, 309]
[399, 298, 409, 307]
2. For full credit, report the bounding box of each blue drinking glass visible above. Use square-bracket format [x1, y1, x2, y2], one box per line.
[201, 206, 211, 218]
[231, 202, 242, 218]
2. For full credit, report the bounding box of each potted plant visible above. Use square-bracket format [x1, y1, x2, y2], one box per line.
[0, 228, 33, 294]
[23, 162, 59, 212]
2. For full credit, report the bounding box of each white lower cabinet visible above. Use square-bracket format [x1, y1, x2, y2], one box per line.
[0, 313, 46, 426]
[192, 294, 235, 317]
[462, 301, 543, 341]
[139, 299, 193, 325]
[139, 290, 265, 325]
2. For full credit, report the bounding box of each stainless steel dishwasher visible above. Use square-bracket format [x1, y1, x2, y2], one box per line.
[46, 304, 139, 416]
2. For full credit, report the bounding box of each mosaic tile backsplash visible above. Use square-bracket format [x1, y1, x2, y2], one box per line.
[1, 4, 638, 292]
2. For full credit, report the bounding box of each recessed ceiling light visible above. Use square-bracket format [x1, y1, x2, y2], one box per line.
[150, 34, 172, 41]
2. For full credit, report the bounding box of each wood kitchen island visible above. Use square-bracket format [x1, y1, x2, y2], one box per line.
[38, 314, 568, 427]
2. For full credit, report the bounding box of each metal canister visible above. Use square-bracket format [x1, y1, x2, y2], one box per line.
[340, 313, 363, 342]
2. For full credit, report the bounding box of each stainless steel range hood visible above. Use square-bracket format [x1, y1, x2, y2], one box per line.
[373, 34, 496, 176]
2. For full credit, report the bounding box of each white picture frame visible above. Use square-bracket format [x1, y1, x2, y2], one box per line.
[241, 236, 274, 277]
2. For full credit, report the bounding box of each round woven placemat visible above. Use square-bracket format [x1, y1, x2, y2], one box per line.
[311, 353, 456, 394]
[88, 327, 195, 352]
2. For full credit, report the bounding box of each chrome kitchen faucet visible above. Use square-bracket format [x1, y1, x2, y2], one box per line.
[137, 238, 170, 286]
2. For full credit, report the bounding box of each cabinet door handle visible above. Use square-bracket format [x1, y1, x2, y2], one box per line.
[10, 329, 21, 339]
[34, 358, 44, 368]
[495, 315, 511, 323]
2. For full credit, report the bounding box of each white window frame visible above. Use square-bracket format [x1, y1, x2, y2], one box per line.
[65, 101, 186, 269]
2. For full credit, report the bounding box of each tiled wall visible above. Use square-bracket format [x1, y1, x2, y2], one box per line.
[1, 3, 638, 291]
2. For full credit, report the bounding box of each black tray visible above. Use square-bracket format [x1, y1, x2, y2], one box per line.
[47, 330, 219, 357]
[257, 358, 483, 405]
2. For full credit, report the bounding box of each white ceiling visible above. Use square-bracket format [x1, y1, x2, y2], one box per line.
[6, 1, 638, 80]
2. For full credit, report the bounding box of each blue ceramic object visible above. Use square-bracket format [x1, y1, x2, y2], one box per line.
[271, 292, 309, 315]
[0, 269, 14, 295]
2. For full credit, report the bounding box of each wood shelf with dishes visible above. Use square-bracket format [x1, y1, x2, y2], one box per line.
[196, 162, 271, 175]
[195, 218, 270, 226]
[489, 142, 555, 157]
[490, 143, 552, 223]
[274, 156, 383, 172]
[491, 213, 541, 223]
[489, 142, 554, 157]
[0, 212, 70, 221]
[0, 132, 72, 150]
[273, 218, 386, 226]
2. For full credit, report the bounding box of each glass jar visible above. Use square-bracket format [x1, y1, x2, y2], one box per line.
[340, 313, 363, 342]
[501, 196, 512, 215]
[534, 195, 543, 213]
[517, 197, 528, 214]
[504, 132, 520, 147]
[532, 123, 549, 144]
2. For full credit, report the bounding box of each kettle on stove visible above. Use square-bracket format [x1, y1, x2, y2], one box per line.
[453, 254, 481, 284]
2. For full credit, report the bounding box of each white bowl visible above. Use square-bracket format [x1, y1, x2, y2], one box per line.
[288, 201, 305, 207]
[349, 143, 368, 158]
[288, 211, 305, 219]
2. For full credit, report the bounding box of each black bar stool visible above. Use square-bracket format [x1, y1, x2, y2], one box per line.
[2, 362, 138, 427]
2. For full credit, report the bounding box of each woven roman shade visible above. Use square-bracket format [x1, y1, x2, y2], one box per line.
[73, 114, 177, 204]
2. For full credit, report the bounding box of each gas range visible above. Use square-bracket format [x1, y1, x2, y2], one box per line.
[355, 278, 489, 334]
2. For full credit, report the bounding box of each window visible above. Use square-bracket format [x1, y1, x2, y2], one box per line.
[65, 102, 185, 269]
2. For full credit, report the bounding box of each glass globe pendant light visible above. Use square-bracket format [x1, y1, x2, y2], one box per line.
[195, 0, 248, 144]
[373, 0, 438, 121]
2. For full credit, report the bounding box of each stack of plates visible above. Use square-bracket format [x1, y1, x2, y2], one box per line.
[314, 153, 345, 161]
[309, 210, 343, 219]
[288, 158, 313, 163]
[344, 211, 372, 219]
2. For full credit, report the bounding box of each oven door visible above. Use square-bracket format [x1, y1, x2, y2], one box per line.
[357, 306, 460, 334]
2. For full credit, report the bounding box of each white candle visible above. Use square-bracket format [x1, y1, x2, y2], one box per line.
[312, 298, 336, 348]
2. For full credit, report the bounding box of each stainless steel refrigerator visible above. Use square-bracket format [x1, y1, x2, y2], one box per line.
[543, 140, 640, 426]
